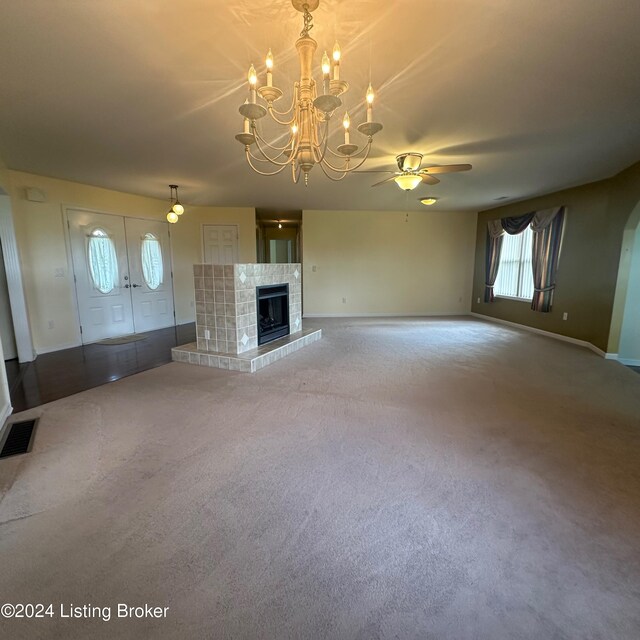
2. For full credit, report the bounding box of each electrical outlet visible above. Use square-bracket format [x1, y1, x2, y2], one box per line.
[477, 297, 481, 304]
[204, 329, 211, 339]
[47, 320, 55, 329]
[562, 312, 568, 321]
[342, 297, 347, 304]
[312, 265, 317, 272]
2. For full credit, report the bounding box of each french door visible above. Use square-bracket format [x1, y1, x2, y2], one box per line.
[68, 210, 175, 344]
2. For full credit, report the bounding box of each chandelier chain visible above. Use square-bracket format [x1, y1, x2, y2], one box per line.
[300, 5, 313, 37]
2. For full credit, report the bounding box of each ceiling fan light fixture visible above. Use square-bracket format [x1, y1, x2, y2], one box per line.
[394, 174, 423, 191]
[397, 152, 423, 172]
[420, 197, 438, 205]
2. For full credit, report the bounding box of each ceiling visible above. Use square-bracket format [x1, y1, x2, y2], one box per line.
[1, 0, 639, 213]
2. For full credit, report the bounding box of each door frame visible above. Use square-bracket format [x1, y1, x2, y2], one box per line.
[0, 192, 35, 362]
[201, 223, 239, 263]
[63, 205, 178, 344]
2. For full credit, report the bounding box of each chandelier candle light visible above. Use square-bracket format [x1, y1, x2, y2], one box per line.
[235, 0, 383, 185]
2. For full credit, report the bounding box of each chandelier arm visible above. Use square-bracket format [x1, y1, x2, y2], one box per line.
[252, 127, 294, 153]
[316, 161, 351, 181]
[249, 141, 291, 167]
[267, 84, 299, 117]
[265, 108, 297, 127]
[311, 117, 331, 164]
[291, 162, 302, 184]
[319, 139, 374, 173]
[324, 138, 372, 160]
[312, 112, 330, 148]
[247, 148, 288, 164]
[245, 150, 290, 176]
[252, 126, 302, 167]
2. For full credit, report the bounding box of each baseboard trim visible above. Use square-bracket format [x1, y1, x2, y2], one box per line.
[35, 340, 82, 355]
[303, 312, 469, 318]
[469, 312, 606, 357]
[617, 357, 640, 366]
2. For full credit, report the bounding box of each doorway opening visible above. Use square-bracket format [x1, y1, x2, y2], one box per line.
[0, 238, 17, 361]
[255, 209, 302, 264]
[611, 200, 640, 366]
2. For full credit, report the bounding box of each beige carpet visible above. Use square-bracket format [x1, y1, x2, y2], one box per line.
[0, 317, 639, 639]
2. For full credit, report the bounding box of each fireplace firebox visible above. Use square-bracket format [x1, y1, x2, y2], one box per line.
[257, 284, 289, 345]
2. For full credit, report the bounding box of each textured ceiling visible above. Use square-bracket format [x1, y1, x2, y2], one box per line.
[0, 0, 639, 212]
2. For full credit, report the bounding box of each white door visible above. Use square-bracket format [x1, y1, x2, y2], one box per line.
[0, 240, 17, 360]
[69, 210, 135, 343]
[124, 217, 175, 333]
[68, 210, 176, 344]
[203, 225, 238, 263]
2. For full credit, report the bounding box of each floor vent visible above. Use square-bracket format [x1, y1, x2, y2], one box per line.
[0, 419, 38, 459]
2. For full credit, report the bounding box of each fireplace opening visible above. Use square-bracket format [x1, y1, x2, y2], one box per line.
[257, 284, 289, 346]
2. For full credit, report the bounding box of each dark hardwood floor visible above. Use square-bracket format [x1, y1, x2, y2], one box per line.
[5, 323, 195, 413]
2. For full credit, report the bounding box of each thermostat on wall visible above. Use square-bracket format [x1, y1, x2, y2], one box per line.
[25, 187, 47, 202]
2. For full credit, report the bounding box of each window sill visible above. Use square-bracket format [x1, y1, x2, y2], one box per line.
[495, 295, 532, 303]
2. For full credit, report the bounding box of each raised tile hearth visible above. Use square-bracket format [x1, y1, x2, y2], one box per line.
[172, 327, 322, 373]
[172, 263, 321, 372]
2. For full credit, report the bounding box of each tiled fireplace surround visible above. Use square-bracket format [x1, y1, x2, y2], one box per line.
[194, 263, 302, 353]
[172, 263, 321, 372]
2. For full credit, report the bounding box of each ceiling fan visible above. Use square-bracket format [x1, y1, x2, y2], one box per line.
[359, 153, 472, 190]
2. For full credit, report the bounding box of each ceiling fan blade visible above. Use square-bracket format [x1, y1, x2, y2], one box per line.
[371, 175, 397, 187]
[422, 163, 473, 174]
[420, 174, 440, 185]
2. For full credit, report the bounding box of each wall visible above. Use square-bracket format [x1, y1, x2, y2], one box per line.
[618, 223, 640, 362]
[471, 161, 640, 352]
[7, 171, 255, 354]
[302, 209, 476, 316]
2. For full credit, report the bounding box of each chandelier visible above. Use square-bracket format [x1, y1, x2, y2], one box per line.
[235, 0, 383, 185]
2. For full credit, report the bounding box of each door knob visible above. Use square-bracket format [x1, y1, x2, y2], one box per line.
[124, 284, 131, 288]
[131, 284, 141, 288]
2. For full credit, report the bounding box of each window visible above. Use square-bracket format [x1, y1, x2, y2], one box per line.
[141, 233, 163, 290]
[87, 228, 118, 294]
[494, 225, 534, 300]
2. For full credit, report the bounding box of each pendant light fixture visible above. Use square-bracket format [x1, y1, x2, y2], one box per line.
[166, 184, 184, 224]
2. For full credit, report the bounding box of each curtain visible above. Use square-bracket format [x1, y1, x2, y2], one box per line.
[530, 206, 566, 312]
[484, 220, 504, 302]
[501, 212, 535, 235]
[141, 234, 164, 290]
[88, 234, 118, 294]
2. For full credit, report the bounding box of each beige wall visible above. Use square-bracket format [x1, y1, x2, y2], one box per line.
[471, 161, 640, 352]
[7, 171, 255, 353]
[302, 209, 476, 316]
